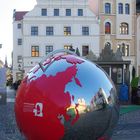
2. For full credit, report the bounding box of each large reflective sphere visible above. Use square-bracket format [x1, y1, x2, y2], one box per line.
[15, 50, 119, 140]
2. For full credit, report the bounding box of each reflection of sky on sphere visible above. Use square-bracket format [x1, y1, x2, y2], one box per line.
[44, 59, 72, 77]
[65, 60, 114, 106]
[27, 56, 115, 107]
[28, 59, 72, 81]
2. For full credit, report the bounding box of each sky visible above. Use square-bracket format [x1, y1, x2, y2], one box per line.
[0, 0, 96, 66]
[0, 0, 36, 65]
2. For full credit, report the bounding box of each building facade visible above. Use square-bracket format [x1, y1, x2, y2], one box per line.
[137, 14, 140, 76]
[99, 0, 136, 80]
[13, 0, 100, 82]
[13, 0, 138, 82]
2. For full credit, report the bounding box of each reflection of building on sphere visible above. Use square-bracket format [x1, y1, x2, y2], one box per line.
[15, 50, 119, 140]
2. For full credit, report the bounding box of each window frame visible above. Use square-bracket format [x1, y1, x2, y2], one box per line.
[66, 9, 71, 16]
[17, 23, 21, 29]
[117, 43, 129, 56]
[17, 55, 22, 63]
[105, 3, 111, 14]
[31, 26, 38, 36]
[54, 9, 59, 16]
[46, 45, 53, 55]
[118, 3, 123, 14]
[31, 46, 39, 57]
[82, 45, 89, 56]
[82, 26, 89, 36]
[18, 38, 22, 45]
[120, 22, 129, 35]
[64, 26, 71, 36]
[125, 3, 130, 15]
[78, 9, 83, 16]
[41, 9, 47, 16]
[105, 22, 111, 34]
[46, 26, 54, 36]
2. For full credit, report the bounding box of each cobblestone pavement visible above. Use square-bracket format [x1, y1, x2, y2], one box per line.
[0, 87, 140, 140]
[112, 110, 140, 140]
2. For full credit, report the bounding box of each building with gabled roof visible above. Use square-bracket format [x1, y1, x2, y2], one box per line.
[12, 0, 100, 82]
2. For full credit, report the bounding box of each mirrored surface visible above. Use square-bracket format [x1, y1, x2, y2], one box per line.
[15, 51, 119, 140]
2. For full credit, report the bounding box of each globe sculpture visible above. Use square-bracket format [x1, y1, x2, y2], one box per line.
[15, 49, 119, 140]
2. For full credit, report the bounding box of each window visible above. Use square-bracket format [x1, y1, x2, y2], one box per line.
[64, 26, 71, 36]
[17, 56, 22, 63]
[46, 27, 53, 35]
[54, 9, 59, 16]
[82, 46, 89, 56]
[125, 4, 130, 14]
[31, 46, 39, 57]
[139, 41, 140, 51]
[66, 9, 71, 16]
[31, 26, 38, 36]
[41, 9, 47, 16]
[64, 45, 71, 50]
[46, 46, 53, 55]
[105, 22, 111, 34]
[82, 26, 89, 35]
[120, 22, 129, 34]
[117, 68, 123, 84]
[78, 9, 83, 16]
[117, 43, 129, 56]
[18, 39, 22, 45]
[118, 3, 123, 14]
[17, 23, 21, 29]
[105, 3, 111, 14]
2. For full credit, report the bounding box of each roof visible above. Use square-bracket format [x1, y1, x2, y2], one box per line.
[94, 61, 131, 65]
[14, 11, 28, 21]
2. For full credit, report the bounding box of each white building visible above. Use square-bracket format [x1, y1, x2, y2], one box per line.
[137, 14, 140, 76]
[13, 0, 100, 82]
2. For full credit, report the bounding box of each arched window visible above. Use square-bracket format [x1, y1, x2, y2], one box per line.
[118, 3, 123, 14]
[105, 22, 111, 34]
[120, 23, 129, 34]
[117, 43, 129, 56]
[105, 3, 111, 14]
[125, 3, 130, 14]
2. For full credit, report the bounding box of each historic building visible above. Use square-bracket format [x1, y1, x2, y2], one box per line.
[12, 0, 100, 82]
[13, 0, 138, 83]
[136, 0, 140, 76]
[137, 16, 140, 76]
[98, 0, 136, 80]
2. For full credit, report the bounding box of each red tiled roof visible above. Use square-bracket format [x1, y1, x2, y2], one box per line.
[14, 11, 28, 21]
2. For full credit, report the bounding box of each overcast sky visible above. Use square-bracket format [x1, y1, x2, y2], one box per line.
[0, 0, 36, 65]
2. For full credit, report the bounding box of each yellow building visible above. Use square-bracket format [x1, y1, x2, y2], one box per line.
[98, 0, 136, 79]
